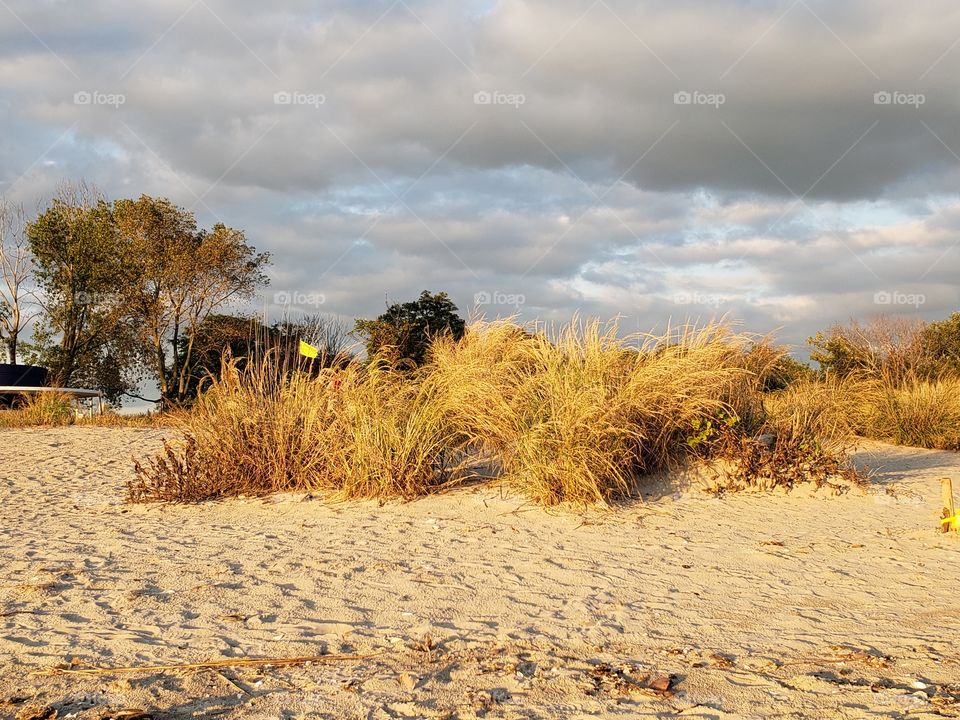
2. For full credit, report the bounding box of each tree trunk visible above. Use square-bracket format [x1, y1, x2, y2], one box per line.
[175, 329, 198, 404]
[155, 339, 169, 407]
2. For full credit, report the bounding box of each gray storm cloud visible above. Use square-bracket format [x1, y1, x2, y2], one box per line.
[1, 0, 959, 350]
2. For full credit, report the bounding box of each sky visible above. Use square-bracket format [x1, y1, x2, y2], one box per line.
[2, 0, 959, 356]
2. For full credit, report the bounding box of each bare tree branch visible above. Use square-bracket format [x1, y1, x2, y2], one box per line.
[0, 198, 37, 364]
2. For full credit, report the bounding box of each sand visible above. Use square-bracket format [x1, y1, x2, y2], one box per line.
[1, 427, 959, 719]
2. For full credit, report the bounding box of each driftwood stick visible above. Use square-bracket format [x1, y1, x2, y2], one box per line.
[33, 652, 378, 676]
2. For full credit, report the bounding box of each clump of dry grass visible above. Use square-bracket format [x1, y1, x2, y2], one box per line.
[860, 376, 960, 451]
[129, 354, 473, 502]
[326, 363, 474, 498]
[767, 371, 960, 452]
[764, 375, 865, 450]
[0, 393, 176, 429]
[0, 392, 74, 427]
[431, 318, 755, 505]
[804, 315, 960, 451]
[80, 411, 178, 428]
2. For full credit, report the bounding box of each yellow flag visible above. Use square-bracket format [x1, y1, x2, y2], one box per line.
[298, 340, 319, 359]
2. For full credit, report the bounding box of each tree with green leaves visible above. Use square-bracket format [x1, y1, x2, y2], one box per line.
[25, 182, 139, 401]
[808, 316, 925, 381]
[114, 195, 270, 407]
[24, 186, 269, 406]
[354, 290, 465, 366]
[920, 312, 960, 376]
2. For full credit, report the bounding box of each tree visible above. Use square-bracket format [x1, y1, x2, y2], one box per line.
[25, 182, 139, 400]
[808, 316, 925, 381]
[354, 290, 465, 366]
[921, 312, 960, 376]
[174, 313, 273, 399]
[113, 195, 271, 407]
[0, 199, 36, 364]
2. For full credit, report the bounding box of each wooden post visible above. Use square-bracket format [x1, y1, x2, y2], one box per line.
[941, 478, 956, 533]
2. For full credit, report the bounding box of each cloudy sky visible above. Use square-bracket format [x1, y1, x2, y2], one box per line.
[2, 0, 959, 353]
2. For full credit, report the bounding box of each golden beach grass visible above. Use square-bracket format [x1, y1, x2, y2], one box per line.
[430, 318, 756, 504]
[130, 353, 475, 502]
[0, 391, 74, 427]
[859, 376, 960, 451]
[132, 317, 846, 506]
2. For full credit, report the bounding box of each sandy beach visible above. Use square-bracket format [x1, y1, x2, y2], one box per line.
[1, 427, 959, 719]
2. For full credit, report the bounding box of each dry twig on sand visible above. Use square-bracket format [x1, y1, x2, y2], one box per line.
[33, 652, 378, 676]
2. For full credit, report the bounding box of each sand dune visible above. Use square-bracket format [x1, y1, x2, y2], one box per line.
[1, 427, 959, 719]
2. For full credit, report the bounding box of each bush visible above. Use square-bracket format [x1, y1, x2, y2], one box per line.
[921, 313, 960, 376]
[694, 426, 863, 494]
[809, 316, 926, 382]
[686, 373, 865, 493]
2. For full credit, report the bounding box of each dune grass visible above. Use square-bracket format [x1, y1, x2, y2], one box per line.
[801, 316, 960, 452]
[130, 354, 474, 502]
[860, 376, 960, 451]
[0, 392, 74, 427]
[0, 392, 174, 429]
[431, 318, 758, 504]
[131, 316, 861, 506]
[14, 314, 953, 505]
[763, 375, 864, 451]
[764, 372, 960, 453]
